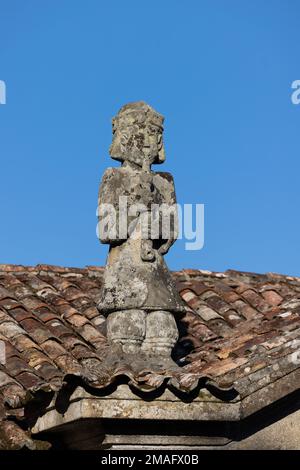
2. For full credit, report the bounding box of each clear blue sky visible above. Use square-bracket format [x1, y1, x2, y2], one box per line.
[0, 0, 300, 276]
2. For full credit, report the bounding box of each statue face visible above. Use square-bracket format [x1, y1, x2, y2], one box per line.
[110, 121, 165, 167]
[142, 123, 164, 163]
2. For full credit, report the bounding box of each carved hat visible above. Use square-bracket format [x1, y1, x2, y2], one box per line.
[112, 101, 164, 129]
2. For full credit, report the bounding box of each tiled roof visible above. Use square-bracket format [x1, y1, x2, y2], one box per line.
[0, 264, 300, 447]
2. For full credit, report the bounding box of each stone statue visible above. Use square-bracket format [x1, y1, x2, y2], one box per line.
[97, 102, 185, 365]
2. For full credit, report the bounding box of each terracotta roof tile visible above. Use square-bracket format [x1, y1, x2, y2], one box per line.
[15, 371, 44, 389]
[0, 370, 16, 388]
[10, 334, 42, 353]
[20, 318, 55, 344]
[261, 289, 284, 306]
[42, 339, 69, 359]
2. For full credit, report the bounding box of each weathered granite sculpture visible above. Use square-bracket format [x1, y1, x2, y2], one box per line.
[97, 101, 185, 365]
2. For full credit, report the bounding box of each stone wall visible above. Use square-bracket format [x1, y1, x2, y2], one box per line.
[32, 385, 300, 450]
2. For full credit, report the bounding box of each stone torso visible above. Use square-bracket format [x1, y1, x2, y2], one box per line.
[97, 166, 185, 314]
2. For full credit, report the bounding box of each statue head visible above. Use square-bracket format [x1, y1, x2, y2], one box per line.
[109, 101, 165, 169]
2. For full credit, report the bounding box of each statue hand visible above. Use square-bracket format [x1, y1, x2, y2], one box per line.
[158, 239, 173, 256]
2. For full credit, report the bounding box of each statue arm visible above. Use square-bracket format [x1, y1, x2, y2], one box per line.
[155, 172, 179, 256]
[97, 168, 126, 245]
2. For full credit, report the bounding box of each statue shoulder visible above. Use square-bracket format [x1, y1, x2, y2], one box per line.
[154, 171, 175, 184]
[101, 166, 121, 180]
[153, 171, 177, 204]
[99, 167, 129, 203]
[100, 167, 125, 187]
[153, 171, 176, 192]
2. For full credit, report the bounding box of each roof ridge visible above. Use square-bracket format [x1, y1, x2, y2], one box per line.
[0, 264, 299, 281]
